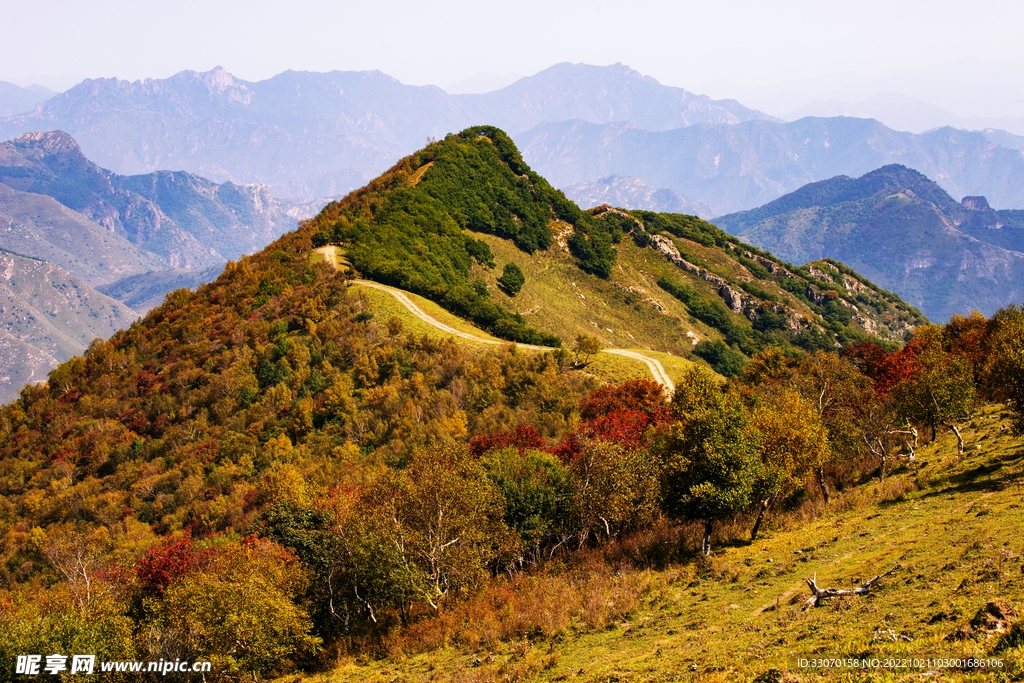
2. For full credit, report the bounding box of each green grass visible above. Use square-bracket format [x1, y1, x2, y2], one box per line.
[468, 228, 722, 357]
[281, 403, 1024, 682]
[349, 281, 684, 389]
[348, 282, 503, 344]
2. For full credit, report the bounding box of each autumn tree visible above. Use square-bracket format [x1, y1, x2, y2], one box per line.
[790, 351, 876, 502]
[571, 334, 602, 367]
[157, 538, 319, 680]
[892, 327, 975, 455]
[748, 384, 831, 540]
[657, 366, 760, 555]
[983, 305, 1024, 433]
[567, 440, 660, 544]
[578, 378, 666, 420]
[358, 446, 517, 611]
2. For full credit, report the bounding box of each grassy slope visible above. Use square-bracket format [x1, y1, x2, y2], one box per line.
[287, 403, 1024, 682]
[346, 278, 692, 390]
[468, 229, 726, 356]
[315, 248, 696, 388]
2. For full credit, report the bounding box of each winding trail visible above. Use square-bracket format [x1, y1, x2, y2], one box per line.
[349, 277, 675, 394]
[603, 349, 675, 391]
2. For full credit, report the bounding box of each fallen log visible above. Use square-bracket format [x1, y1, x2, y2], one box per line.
[804, 566, 898, 607]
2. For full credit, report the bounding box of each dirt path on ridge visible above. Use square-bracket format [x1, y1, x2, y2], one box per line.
[348, 278, 675, 394]
[603, 349, 675, 392]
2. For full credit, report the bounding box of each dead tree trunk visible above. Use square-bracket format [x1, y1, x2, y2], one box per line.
[750, 499, 770, 541]
[948, 424, 965, 457]
[804, 567, 898, 607]
[816, 467, 831, 506]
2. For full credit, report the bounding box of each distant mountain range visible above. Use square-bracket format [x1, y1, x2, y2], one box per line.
[714, 164, 1024, 322]
[0, 130, 316, 402]
[4, 63, 1024, 219]
[0, 63, 773, 202]
[563, 175, 714, 218]
[785, 93, 1024, 137]
[0, 81, 56, 117]
[0, 131, 312, 273]
[518, 117, 1024, 215]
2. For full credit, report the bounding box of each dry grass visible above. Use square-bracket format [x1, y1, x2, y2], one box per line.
[396, 549, 660, 655]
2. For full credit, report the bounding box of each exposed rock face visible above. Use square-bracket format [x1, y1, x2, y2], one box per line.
[743, 251, 795, 277]
[962, 195, 991, 211]
[651, 234, 759, 317]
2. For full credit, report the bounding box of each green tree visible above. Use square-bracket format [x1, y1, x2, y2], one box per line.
[497, 262, 526, 296]
[657, 367, 760, 554]
[482, 447, 572, 558]
[359, 446, 517, 611]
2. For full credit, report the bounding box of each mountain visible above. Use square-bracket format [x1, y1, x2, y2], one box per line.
[0, 181, 167, 284]
[0, 249, 138, 401]
[0, 64, 775, 201]
[714, 164, 1024, 322]
[0, 81, 56, 117]
[0, 131, 305, 270]
[0, 130, 320, 400]
[563, 175, 715, 219]
[454, 62, 775, 133]
[302, 127, 921, 360]
[517, 117, 1024, 215]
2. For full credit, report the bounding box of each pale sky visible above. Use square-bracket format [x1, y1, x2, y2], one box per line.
[4, 0, 1024, 119]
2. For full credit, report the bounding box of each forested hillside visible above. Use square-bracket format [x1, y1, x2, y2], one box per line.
[2, 128, 1021, 681]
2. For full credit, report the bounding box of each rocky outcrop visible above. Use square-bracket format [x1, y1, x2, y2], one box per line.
[651, 234, 760, 316]
[962, 195, 991, 211]
[743, 251, 795, 278]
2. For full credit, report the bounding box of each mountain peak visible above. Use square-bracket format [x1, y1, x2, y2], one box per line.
[13, 130, 82, 156]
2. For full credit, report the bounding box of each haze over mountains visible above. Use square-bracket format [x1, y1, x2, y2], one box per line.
[4, 61, 1024, 399]
[0, 63, 773, 202]
[518, 118, 1024, 216]
[563, 175, 715, 219]
[0, 81, 56, 117]
[4, 62, 1023, 220]
[785, 92, 1024, 137]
